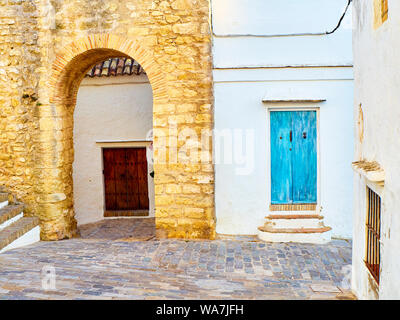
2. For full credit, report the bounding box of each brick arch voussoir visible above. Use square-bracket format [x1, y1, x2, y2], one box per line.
[49, 34, 168, 105]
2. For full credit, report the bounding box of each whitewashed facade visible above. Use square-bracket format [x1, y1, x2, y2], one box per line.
[352, 0, 400, 300]
[73, 74, 155, 225]
[212, 0, 354, 240]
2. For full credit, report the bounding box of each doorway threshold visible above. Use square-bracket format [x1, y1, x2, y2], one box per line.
[104, 210, 149, 217]
[269, 204, 317, 211]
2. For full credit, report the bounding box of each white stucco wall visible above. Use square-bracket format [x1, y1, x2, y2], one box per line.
[352, 0, 400, 300]
[214, 69, 354, 237]
[212, 0, 351, 36]
[212, 0, 353, 68]
[73, 75, 154, 225]
[212, 0, 354, 238]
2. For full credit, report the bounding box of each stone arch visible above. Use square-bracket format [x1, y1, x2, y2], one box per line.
[38, 34, 167, 240]
[49, 34, 167, 105]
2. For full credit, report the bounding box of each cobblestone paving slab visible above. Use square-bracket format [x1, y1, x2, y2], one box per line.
[78, 218, 156, 240]
[0, 234, 353, 300]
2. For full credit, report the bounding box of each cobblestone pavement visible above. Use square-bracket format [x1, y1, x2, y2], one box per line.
[78, 218, 156, 240]
[0, 219, 354, 300]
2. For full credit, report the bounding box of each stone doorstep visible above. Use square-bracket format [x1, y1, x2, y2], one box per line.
[0, 193, 8, 203]
[258, 225, 332, 234]
[266, 214, 324, 220]
[0, 204, 24, 225]
[0, 216, 39, 251]
[335, 290, 358, 300]
[310, 284, 341, 293]
[104, 210, 149, 217]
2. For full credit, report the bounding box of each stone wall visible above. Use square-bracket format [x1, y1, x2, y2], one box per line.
[0, 0, 215, 240]
[0, 0, 41, 216]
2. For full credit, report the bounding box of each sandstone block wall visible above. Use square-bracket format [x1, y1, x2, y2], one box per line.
[0, 0, 215, 240]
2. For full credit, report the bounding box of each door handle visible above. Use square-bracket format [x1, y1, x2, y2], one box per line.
[290, 130, 292, 142]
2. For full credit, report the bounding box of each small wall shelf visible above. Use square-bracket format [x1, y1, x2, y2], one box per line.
[352, 160, 385, 186]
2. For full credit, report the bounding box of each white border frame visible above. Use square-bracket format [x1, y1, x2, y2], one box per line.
[266, 103, 321, 213]
[96, 140, 154, 217]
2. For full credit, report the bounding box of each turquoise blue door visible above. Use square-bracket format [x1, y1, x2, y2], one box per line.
[270, 111, 317, 204]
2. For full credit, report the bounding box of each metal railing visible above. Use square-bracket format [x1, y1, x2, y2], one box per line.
[365, 187, 381, 284]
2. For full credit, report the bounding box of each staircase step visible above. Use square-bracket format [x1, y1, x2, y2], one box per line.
[0, 193, 8, 203]
[0, 193, 8, 209]
[267, 214, 324, 220]
[258, 225, 331, 233]
[257, 225, 332, 244]
[0, 217, 40, 253]
[264, 214, 326, 229]
[0, 204, 24, 226]
[266, 210, 320, 216]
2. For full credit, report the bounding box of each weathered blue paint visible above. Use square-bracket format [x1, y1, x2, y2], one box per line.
[270, 111, 317, 204]
[270, 112, 292, 204]
[291, 111, 317, 203]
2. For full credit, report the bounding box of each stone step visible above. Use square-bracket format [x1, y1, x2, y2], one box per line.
[266, 214, 324, 220]
[259, 225, 332, 233]
[258, 225, 332, 244]
[0, 193, 8, 203]
[0, 216, 40, 253]
[0, 193, 8, 209]
[265, 214, 325, 229]
[0, 204, 24, 231]
[266, 210, 319, 216]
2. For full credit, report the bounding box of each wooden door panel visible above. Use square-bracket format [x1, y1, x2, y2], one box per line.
[126, 148, 139, 209]
[103, 149, 116, 210]
[270, 111, 293, 204]
[292, 111, 317, 203]
[270, 111, 317, 205]
[114, 148, 128, 210]
[136, 148, 149, 210]
[103, 147, 149, 211]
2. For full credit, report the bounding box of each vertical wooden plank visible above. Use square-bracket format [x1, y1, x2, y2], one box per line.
[270, 111, 293, 204]
[369, 189, 373, 268]
[366, 189, 369, 265]
[291, 111, 317, 203]
[114, 148, 128, 210]
[366, 188, 370, 265]
[376, 193, 379, 275]
[373, 192, 376, 274]
[368, 188, 372, 267]
[371, 190, 374, 269]
[378, 195, 381, 278]
[126, 148, 139, 210]
[103, 148, 116, 210]
[137, 148, 149, 210]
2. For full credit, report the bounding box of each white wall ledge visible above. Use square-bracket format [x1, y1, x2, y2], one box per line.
[262, 88, 326, 103]
[263, 99, 326, 103]
[352, 161, 385, 185]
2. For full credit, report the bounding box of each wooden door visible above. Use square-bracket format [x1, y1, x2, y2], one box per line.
[103, 148, 149, 211]
[291, 111, 317, 203]
[270, 111, 317, 204]
[270, 111, 293, 204]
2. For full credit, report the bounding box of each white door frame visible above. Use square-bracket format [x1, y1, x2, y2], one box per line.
[266, 103, 321, 213]
[96, 140, 155, 217]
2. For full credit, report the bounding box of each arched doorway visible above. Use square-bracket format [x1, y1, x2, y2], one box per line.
[38, 34, 216, 241]
[38, 36, 167, 240]
[73, 57, 155, 230]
